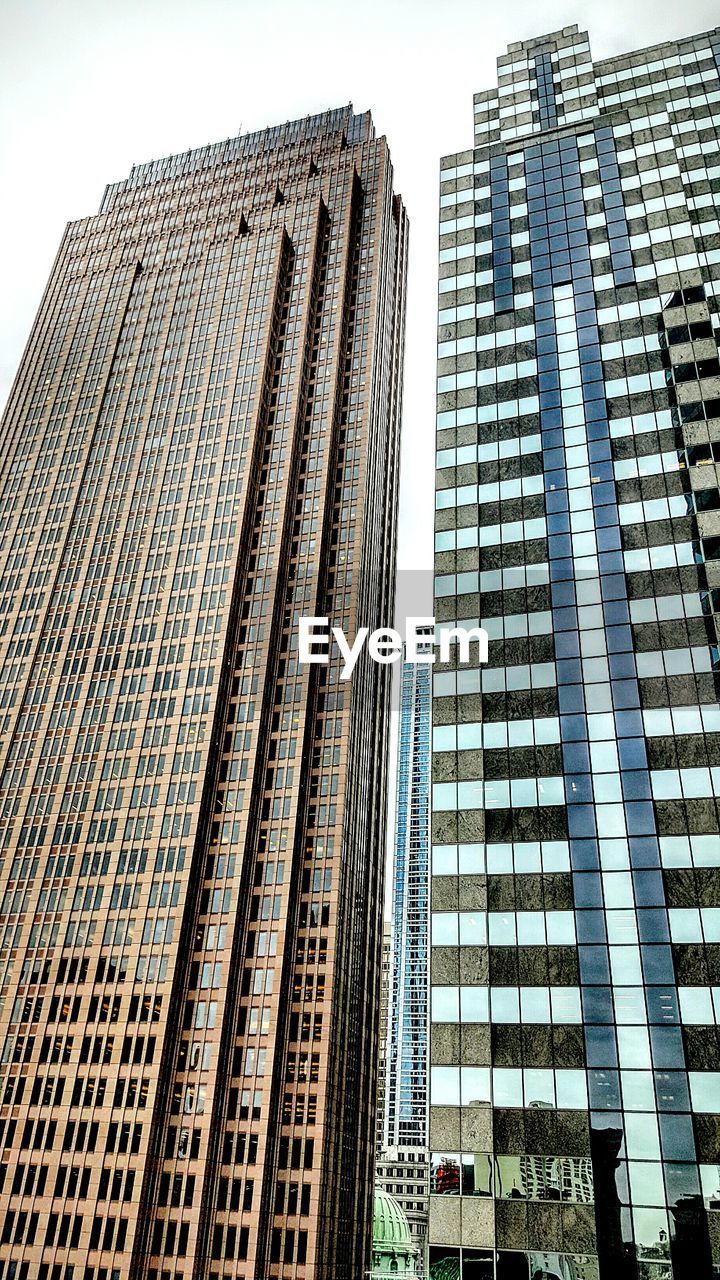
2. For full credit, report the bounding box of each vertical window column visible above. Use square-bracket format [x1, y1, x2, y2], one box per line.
[490, 155, 514, 314]
[526, 132, 708, 1276]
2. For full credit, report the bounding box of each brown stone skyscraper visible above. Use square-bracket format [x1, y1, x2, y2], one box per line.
[0, 107, 407, 1279]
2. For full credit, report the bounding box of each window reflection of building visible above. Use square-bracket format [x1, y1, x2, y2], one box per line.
[527, 1253, 598, 1280]
[428, 1248, 600, 1280]
[429, 1152, 593, 1205]
[431, 1154, 461, 1196]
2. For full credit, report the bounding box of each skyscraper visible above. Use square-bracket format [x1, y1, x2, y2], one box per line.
[431, 24, 720, 1280]
[386, 642, 431, 1153]
[377, 920, 393, 1157]
[0, 106, 407, 1279]
[377, 640, 431, 1268]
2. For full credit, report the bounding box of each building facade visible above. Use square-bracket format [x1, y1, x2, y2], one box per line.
[377, 920, 394, 1155]
[431, 24, 720, 1280]
[377, 643, 432, 1268]
[376, 1148, 429, 1275]
[0, 107, 407, 1278]
[386, 642, 432, 1152]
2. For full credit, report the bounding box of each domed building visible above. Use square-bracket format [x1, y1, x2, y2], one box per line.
[371, 1186, 421, 1276]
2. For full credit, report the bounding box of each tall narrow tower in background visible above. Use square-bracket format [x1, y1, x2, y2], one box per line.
[377, 638, 431, 1271]
[376, 920, 393, 1157]
[0, 107, 407, 1279]
[431, 23, 720, 1280]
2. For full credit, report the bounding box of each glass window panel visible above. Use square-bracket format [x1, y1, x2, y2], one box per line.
[432, 912, 459, 946]
[691, 835, 720, 867]
[433, 782, 457, 810]
[492, 1068, 522, 1107]
[543, 841, 571, 872]
[700, 1165, 720, 1208]
[516, 911, 545, 945]
[651, 770, 681, 800]
[425, 1249, 458, 1269]
[485, 843, 513, 873]
[521, 987, 551, 1023]
[433, 845, 458, 875]
[489, 914, 517, 945]
[511, 777, 537, 807]
[459, 843, 485, 874]
[599, 838, 631, 870]
[507, 719, 533, 748]
[514, 842, 542, 873]
[555, 1069, 588, 1109]
[621, 1070, 655, 1111]
[591, 741, 620, 772]
[524, 1069, 555, 1108]
[595, 798, 626, 828]
[459, 780, 485, 808]
[603, 872, 633, 908]
[614, 987, 647, 1025]
[458, 723, 482, 750]
[681, 768, 712, 799]
[462, 1154, 492, 1197]
[617, 1025, 652, 1069]
[461, 1067, 491, 1105]
[459, 912, 487, 945]
[495, 1155, 522, 1200]
[606, 910, 637, 944]
[457, 669, 481, 694]
[547, 911, 576, 944]
[703, 909, 720, 943]
[625, 1113, 661, 1160]
[461, 987, 489, 1022]
[432, 986, 460, 1022]
[431, 1067, 460, 1105]
[551, 988, 582, 1023]
[491, 988, 520, 1022]
[628, 1160, 666, 1207]
[433, 725, 457, 751]
[679, 987, 713, 1024]
[669, 909, 702, 943]
[535, 717, 560, 744]
[539, 776, 564, 805]
[610, 946, 643, 985]
[672, 705, 703, 735]
[483, 721, 508, 749]
[430, 1154, 461, 1195]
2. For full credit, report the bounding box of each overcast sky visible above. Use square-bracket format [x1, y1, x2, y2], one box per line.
[1, 0, 717, 573]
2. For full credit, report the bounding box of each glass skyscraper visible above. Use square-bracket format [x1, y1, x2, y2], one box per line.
[0, 108, 407, 1279]
[431, 24, 720, 1280]
[386, 643, 432, 1151]
[378, 640, 432, 1266]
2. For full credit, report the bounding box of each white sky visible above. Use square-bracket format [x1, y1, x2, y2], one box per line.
[1, 0, 717, 574]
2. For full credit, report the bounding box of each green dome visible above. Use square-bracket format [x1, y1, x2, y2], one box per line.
[371, 1185, 419, 1276]
[373, 1186, 414, 1252]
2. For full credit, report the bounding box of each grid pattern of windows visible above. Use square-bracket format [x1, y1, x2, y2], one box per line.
[377, 645, 432, 1271]
[0, 107, 407, 1280]
[386, 647, 431, 1149]
[432, 23, 720, 1280]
